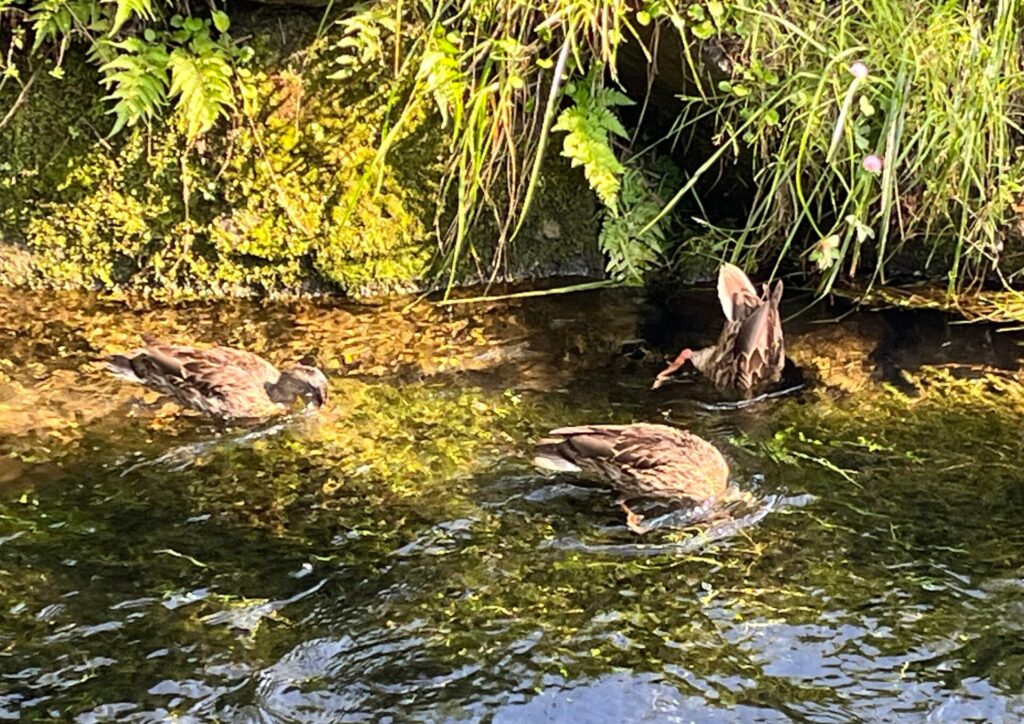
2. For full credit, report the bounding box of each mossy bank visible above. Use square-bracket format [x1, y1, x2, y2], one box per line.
[0, 10, 599, 299]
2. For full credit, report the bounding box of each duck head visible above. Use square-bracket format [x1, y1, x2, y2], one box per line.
[270, 364, 329, 409]
[651, 347, 714, 389]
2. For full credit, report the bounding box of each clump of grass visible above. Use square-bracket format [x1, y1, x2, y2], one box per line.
[325, 0, 680, 293]
[336, 0, 1024, 297]
[654, 0, 1024, 294]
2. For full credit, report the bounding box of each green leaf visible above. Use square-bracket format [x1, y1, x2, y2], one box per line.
[212, 11, 230, 34]
[99, 38, 170, 135]
[329, 3, 395, 81]
[553, 70, 629, 210]
[692, 20, 715, 39]
[168, 46, 234, 140]
[707, 0, 725, 23]
[110, 0, 154, 35]
[598, 169, 666, 284]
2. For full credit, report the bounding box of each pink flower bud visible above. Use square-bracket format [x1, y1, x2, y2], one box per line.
[863, 154, 883, 173]
[849, 62, 869, 79]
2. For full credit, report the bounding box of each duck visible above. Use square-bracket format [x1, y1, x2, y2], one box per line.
[652, 263, 784, 395]
[105, 337, 328, 421]
[533, 423, 730, 533]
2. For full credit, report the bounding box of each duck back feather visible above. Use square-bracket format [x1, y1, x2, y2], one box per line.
[534, 423, 730, 503]
[106, 340, 296, 420]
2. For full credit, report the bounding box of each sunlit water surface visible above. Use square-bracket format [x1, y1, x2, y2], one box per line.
[1, 284, 1023, 722]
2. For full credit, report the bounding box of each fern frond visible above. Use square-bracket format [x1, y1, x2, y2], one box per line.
[554, 105, 625, 209]
[554, 71, 634, 210]
[168, 46, 234, 140]
[329, 3, 397, 81]
[99, 38, 169, 135]
[110, 0, 154, 35]
[597, 169, 668, 285]
[417, 31, 465, 131]
[30, 0, 99, 51]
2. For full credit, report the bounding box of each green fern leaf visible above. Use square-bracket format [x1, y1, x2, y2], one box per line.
[99, 38, 169, 135]
[110, 0, 154, 35]
[168, 46, 234, 140]
[329, 3, 397, 81]
[417, 32, 465, 130]
[597, 169, 666, 284]
[557, 81, 626, 210]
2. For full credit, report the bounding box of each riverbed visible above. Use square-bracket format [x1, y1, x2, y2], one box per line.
[1, 282, 1022, 721]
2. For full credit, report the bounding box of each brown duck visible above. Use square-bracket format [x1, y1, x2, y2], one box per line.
[653, 263, 784, 395]
[533, 423, 730, 533]
[105, 338, 328, 421]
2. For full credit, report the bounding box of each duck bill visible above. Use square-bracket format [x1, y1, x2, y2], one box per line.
[651, 349, 693, 389]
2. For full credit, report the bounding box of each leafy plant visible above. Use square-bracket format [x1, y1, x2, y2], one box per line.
[323, 0, 649, 296]
[328, 2, 397, 82]
[8, 3, 242, 140]
[110, 0, 153, 34]
[99, 37, 169, 135]
[598, 167, 669, 284]
[29, 0, 99, 52]
[654, 0, 1024, 295]
[553, 71, 633, 210]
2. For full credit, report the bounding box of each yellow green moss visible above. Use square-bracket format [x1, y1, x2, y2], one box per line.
[0, 11, 597, 298]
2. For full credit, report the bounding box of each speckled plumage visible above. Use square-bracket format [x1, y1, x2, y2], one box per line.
[533, 423, 730, 504]
[654, 263, 785, 395]
[105, 339, 328, 420]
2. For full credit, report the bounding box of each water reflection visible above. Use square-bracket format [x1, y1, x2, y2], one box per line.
[0, 284, 1023, 720]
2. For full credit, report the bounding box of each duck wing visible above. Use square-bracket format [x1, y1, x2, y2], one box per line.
[538, 425, 661, 470]
[725, 279, 786, 391]
[113, 341, 282, 417]
[718, 263, 760, 322]
[534, 424, 729, 501]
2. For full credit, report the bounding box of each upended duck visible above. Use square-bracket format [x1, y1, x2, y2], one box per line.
[653, 263, 784, 395]
[105, 338, 328, 421]
[533, 423, 730, 533]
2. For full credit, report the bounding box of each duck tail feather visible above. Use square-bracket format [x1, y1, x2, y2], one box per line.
[105, 354, 144, 383]
[533, 438, 582, 473]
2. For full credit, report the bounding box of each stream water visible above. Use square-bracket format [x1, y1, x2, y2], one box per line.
[1, 283, 1023, 721]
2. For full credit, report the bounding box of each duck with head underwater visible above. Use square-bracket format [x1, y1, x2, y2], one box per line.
[534, 423, 732, 533]
[105, 337, 328, 421]
[652, 262, 785, 396]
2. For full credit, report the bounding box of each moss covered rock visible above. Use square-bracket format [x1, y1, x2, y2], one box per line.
[0, 10, 599, 299]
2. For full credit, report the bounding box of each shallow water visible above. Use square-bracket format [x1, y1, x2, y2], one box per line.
[1, 284, 1024, 721]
